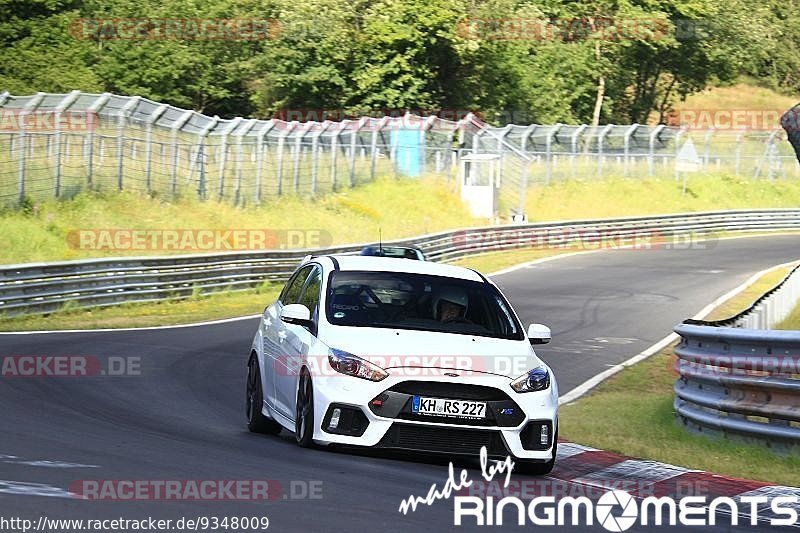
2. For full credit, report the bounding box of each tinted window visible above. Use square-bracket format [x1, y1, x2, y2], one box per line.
[326, 271, 523, 340]
[298, 266, 322, 316]
[281, 265, 313, 304]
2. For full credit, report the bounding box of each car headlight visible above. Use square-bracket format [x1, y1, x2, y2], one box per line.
[510, 366, 550, 393]
[328, 348, 388, 382]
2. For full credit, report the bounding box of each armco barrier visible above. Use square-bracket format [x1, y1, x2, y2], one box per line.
[3, 208, 800, 317]
[674, 263, 800, 450]
[673, 324, 800, 450]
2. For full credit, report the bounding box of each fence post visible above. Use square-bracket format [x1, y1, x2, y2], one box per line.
[145, 104, 168, 193]
[330, 122, 343, 190]
[702, 129, 713, 169]
[623, 123, 638, 177]
[734, 132, 743, 176]
[370, 117, 388, 181]
[292, 122, 309, 193]
[85, 93, 111, 188]
[311, 121, 331, 195]
[116, 96, 140, 191]
[254, 121, 274, 204]
[674, 128, 685, 181]
[52, 91, 81, 198]
[570, 125, 586, 180]
[194, 117, 219, 199]
[233, 119, 255, 205]
[421, 116, 437, 177]
[597, 124, 613, 179]
[648, 124, 665, 177]
[545, 125, 560, 184]
[17, 93, 45, 205]
[350, 118, 367, 187]
[170, 110, 194, 198]
[216, 117, 242, 201]
[518, 124, 537, 214]
[276, 122, 297, 196]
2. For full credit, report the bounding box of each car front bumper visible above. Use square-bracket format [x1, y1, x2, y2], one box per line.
[309, 369, 558, 461]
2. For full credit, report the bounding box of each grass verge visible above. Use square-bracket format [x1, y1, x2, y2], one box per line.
[559, 259, 800, 485]
[558, 348, 800, 486]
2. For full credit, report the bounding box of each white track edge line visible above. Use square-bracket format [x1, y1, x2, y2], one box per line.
[558, 259, 800, 405]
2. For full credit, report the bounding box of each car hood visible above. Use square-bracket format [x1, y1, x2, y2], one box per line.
[321, 326, 541, 379]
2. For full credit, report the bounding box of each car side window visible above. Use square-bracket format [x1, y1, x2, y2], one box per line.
[297, 266, 323, 317]
[281, 265, 313, 304]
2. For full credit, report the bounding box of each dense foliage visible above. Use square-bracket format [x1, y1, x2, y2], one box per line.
[1, 0, 797, 124]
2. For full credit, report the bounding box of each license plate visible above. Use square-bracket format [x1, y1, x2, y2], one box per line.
[411, 396, 486, 419]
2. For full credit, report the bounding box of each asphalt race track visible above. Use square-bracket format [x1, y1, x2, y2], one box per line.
[2, 234, 800, 532]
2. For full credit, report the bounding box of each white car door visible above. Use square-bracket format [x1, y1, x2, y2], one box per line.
[275, 264, 323, 422]
[264, 265, 313, 419]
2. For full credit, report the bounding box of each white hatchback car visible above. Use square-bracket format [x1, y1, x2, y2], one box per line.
[246, 255, 559, 474]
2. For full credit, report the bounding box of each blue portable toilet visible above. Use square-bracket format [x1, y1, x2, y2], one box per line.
[391, 127, 422, 177]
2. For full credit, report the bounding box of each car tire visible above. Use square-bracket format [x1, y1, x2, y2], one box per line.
[515, 430, 558, 476]
[295, 371, 315, 448]
[246, 355, 283, 435]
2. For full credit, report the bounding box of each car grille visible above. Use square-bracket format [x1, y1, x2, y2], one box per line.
[388, 381, 511, 401]
[372, 381, 526, 427]
[376, 424, 509, 457]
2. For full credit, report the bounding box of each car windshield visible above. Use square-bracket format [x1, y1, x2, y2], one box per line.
[326, 271, 523, 340]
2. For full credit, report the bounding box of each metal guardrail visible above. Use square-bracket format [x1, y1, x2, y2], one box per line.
[674, 263, 800, 450]
[3, 208, 800, 317]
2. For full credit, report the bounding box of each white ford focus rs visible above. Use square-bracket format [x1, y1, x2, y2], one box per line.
[246, 254, 559, 474]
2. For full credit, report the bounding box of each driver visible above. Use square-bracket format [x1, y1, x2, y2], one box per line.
[432, 286, 468, 322]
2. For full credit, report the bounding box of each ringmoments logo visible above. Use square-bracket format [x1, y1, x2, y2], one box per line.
[398, 447, 799, 529]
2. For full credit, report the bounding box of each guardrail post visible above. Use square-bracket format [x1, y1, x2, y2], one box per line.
[116, 97, 140, 191]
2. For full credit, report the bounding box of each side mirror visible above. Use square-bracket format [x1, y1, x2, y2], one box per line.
[280, 303, 313, 328]
[527, 323, 551, 345]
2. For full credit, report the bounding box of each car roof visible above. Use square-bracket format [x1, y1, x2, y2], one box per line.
[319, 255, 485, 282]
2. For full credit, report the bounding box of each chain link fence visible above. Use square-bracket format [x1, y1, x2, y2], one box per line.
[1, 91, 798, 214]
